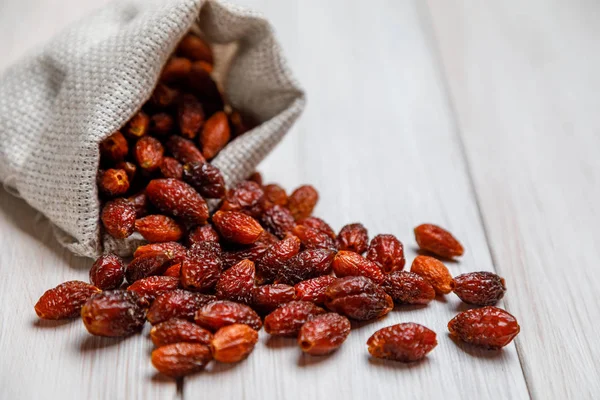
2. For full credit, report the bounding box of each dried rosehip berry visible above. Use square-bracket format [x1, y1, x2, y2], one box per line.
[263, 183, 288, 208]
[152, 343, 212, 377]
[135, 136, 164, 172]
[332, 251, 385, 284]
[195, 300, 262, 331]
[125, 111, 150, 138]
[212, 211, 264, 245]
[116, 161, 136, 181]
[382, 271, 435, 305]
[177, 34, 213, 63]
[448, 306, 520, 349]
[160, 57, 192, 84]
[35, 281, 101, 320]
[325, 276, 393, 321]
[150, 84, 179, 109]
[126, 253, 172, 283]
[146, 178, 209, 225]
[81, 290, 145, 337]
[89, 253, 125, 290]
[247, 171, 263, 186]
[127, 192, 149, 218]
[298, 313, 351, 355]
[98, 169, 130, 197]
[187, 62, 221, 107]
[181, 242, 222, 292]
[210, 324, 258, 363]
[264, 301, 325, 336]
[337, 223, 368, 254]
[99, 131, 128, 163]
[146, 290, 216, 325]
[101, 198, 136, 239]
[166, 135, 206, 164]
[367, 323, 437, 362]
[366, 234, 405, 273]
[215, 259, 255, 304]
[134, 242, 186, 263]
[292, 225, 337, 250]
[221, 241, 270, 270]
[261, 205, 296, 239]
[294, 276, 337, 304]
[252, 284, 296, 314]
[220, 181, 265, 218]
[135, 215, 183, 243]
[256, 235, 301, 283]
[228, 110, 253, 137]
[159, 156, 183, 179]
[452, 271, 506, 306]
[414, 223, 464, 259]
[178, 93, 205, 139]
[287, 185, 318, 220]
[275, 249, 335, 285]
[150, 318, 213, 347]
[182, 161, 226, 199]
[200, 111, 230, 159]
[127, 276, 180, 305]
[149, 112, 175, 136]
[297, 217, 336, 240]
[163, 263, 182, 278]
[188, 224, 220, 246]
[410, 255, 453, 295]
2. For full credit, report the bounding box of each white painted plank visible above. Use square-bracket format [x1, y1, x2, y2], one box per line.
[426, 1, 600, 398]
[186, 0, 529, 399]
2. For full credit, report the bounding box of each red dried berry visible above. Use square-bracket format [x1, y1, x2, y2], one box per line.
[127, 192, 149, 218]
[81, 290, 145, 337]
[178, 93, 205, 139]
[275, 249, 335, 285]
[325, 276, 393, 321]
[135, 136, 164, 172]
[195, 300, 262, 331]
[215, 259, 256, 304]
[101, 198, 136, 239]
[160, 57, 192, 84]
[263, 183, 288, 209]
[35, 281, 101, 320]
[252, 284, 296, 314]
[126, 253, 173, 283]
[98, 169, 130, 197]
[294, 276, 337, 304]
[297, 217, 336, 240]
[366, 234, 405, 273]
[247, 171, 263, 186]
[221, 241, 270, 270]
[292, 225, 337, 250]
[410, 255, 453, 295]
[166, 135, 206, 164]
[116, 161, 136, 181]
[181, 242, 223, 292]
[414, 223, 464, 259]
[382, 271, 435, 305]
[99, 131, 128, 163]
[448, 306, 520, 349]
[182, 162, 226, 199]
[451, 271, 506, 306]
[187, 224, 220, 245]
[150, 318, 213, 347]
[288, 185, 319, 220]
[127, 276, 180, 305]
[146, 178, 209, 225]
[220, 181, 265, 218]
[264, 301, 326, 337]
[135, 215, 183, 243]
[152, 343, 212, 377]
[146, 289, 216, 325]
[134, 242, 186, 263]
[256, 235, 301, 284]
[149, 112, 175, 135]
[200, 111, 230, 159]
[210, 324, 258, 363]
[124, 111, 150, 138]
[89, 254, 125, 290]
[332, 251, 385, 284]
[367, 323, 437, 362]
[159, 157, 183, 179]
[337, 223, 369, 254]
[260, 205, 296, 239]
[163, 263, 182, 278]
[298, 313, 351, 356]
[177, 34, 213, 63]
[212, 211, 264, 245]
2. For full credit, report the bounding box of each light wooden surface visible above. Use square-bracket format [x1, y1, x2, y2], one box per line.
[0, 0, 598, 399]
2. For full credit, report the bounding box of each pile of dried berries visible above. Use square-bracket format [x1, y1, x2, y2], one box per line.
[33, 32, 521, 377]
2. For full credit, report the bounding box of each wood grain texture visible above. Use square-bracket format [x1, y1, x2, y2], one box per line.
[426, 0, 600, 398]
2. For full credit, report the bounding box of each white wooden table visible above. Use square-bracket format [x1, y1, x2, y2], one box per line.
[1, 0, 599, 398]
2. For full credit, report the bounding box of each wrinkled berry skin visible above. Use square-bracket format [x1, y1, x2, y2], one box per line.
[166, 135, 206, 164]
[367, 323, 437, 362]
[298, 313, 351, 355]
[195, 300, 262, 331]
[134, 242, 186, 262]
[263, 184, 288, 208]
[146, 290, 216, 325]
[292, 225, 337, 250]
[261, 205, 296, 239]
[410, 255, 453, 295]
[150, 319, 213, 347]
[146, 178, 209, 225]
[181, 242, 222, 292]
[188, 224, 220, 245]
[337, 223, 369, 254]
[127, 276, 180, 305]
[126, 253, 172, 283]
[81, 290, 145, 337]
[99, 131, 128, 163]
[35, 281, 101, 320]
[366, 234, 405, 273]
[287, 185, 319, 220]
[256, 235, 301, 284]
[182, 162, 226, 199]
[215, 259, 256, 304]
[220, 181, 265, 218]
[101, 199, 136, 239]
[89, 254, 125, 290]
[275, 249, 335, 285]
[201, 111, 231, 159]
[210, 324, 259, 363]
[152, 343, 212, 377]
[252, 284, 296, 314]
[134, 136, 164, 172]
[98, 169, 129, 197]
[325, 276, 393, 321]
[297, 217, 336, 240]
[213, 211, 264, 245]
[414, 223, 464, 259]
[135, 215, 183, 243]
[264, 301, 325, 336]
[294, 276, 337, 304]
[160, 157, 183, 179]
[332, 251, 385, 284]
[382, 271, 435, 305]
[451, 272, 506, 306]
[448, 306, 520, 349]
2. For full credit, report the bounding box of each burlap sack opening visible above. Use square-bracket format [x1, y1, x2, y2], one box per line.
[0, 0, 305, 259]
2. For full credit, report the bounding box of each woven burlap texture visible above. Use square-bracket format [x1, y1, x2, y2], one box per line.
[0, 0, 305, 259]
